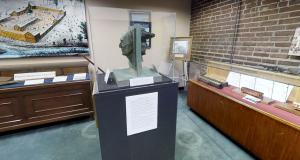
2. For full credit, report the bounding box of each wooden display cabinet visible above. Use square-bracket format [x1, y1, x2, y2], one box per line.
[0, 76, 93, 133]
[188, 80, 300, 160]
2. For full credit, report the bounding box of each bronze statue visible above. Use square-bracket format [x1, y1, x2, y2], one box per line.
[119, 25, 155, 75]
[113, 24, 161, 87]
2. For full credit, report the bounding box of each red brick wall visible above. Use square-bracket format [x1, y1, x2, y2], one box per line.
[191, 0, 300, 67]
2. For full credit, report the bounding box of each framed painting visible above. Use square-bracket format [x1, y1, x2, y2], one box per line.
[0, 0, 89, 59]
[170, 37, 193, 61]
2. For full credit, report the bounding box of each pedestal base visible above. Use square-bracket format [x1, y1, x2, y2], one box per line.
[94, 74, 178, 160]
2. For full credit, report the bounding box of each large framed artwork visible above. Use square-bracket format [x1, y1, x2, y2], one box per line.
[0, 0, 89, 59]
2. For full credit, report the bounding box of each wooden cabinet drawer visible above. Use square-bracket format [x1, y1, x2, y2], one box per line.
[0, 98, 23, 128]
[24, 89, 91, 120]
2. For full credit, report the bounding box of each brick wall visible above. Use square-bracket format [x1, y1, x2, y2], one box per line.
[190, 0, 300, 68]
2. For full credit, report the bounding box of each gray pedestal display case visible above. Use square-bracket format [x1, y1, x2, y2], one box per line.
[93, 74, 178, 160]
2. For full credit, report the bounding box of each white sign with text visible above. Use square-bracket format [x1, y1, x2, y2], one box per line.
[14, 72, 56, 81]
[126, 92, 158, 136]
[130, 77, 154, 87]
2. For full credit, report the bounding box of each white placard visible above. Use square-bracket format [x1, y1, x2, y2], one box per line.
[73, 73, 87, 81]
[104, 69, 110, 84]
[126, 92, 158, 136]
[24, 79, 44, 86]
[52, 76, 68, 83]
[226, 72, 241, 87]
[255, 78, 274, 98]
[130, 77, 154, 87]
[240, 74, 256, 89]
[243, 95, 261, 104]
[14, 71, 56, 81]
[272, 82, 289, 102]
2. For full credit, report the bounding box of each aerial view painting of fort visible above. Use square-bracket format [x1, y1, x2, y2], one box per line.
[0, 0, 89, 59]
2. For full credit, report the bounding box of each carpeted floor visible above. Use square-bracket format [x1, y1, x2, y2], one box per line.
[0, 91, 254, 160]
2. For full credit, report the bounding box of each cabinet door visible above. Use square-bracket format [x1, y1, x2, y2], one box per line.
[0, 98, 23, 129]
[24, 88, 91, 121]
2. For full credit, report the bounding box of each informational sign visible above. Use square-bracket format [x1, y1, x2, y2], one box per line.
[226, 72, 241, 87]
[73, 73, 87, 81]
[125, 92, 158, 136]
[255, 78, 274, 98]
[52, 76, 68, 83]
[271, 83, 293, 103]
[24, 79, 44, 86]
[272, 82, 289, 102]
[14, 71, 56, 81]
[240, 74, 256, 89]
[130, 77, 154, 87]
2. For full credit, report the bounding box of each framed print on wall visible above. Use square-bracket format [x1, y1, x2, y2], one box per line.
[170, 37, 193, 61]
[0, 0, 89, 59]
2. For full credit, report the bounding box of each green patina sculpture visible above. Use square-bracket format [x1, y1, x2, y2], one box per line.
[119, 24, 155, 75]
[113, 24, 161, 87]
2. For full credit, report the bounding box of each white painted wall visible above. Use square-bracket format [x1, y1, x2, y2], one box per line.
[88, 7, 176, 71]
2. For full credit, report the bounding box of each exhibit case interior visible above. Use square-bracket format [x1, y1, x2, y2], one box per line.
[189, 60, 300, 109]
[90, 8, 178, 160]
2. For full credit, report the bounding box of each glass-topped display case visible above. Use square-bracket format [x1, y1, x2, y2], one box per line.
[189, 60, 300, 115]
[88, 7, 176, 89]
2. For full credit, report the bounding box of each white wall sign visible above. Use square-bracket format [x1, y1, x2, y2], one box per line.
[126, 92, 158, 136]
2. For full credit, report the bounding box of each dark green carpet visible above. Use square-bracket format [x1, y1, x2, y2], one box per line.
[0, 91, 254, 160]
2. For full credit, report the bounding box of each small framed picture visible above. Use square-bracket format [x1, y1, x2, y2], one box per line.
[170, 37, 193, 60]
[130, 21, 152, 48]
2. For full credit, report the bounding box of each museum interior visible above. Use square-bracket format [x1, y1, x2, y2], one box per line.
[1, 0, 300, 159]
